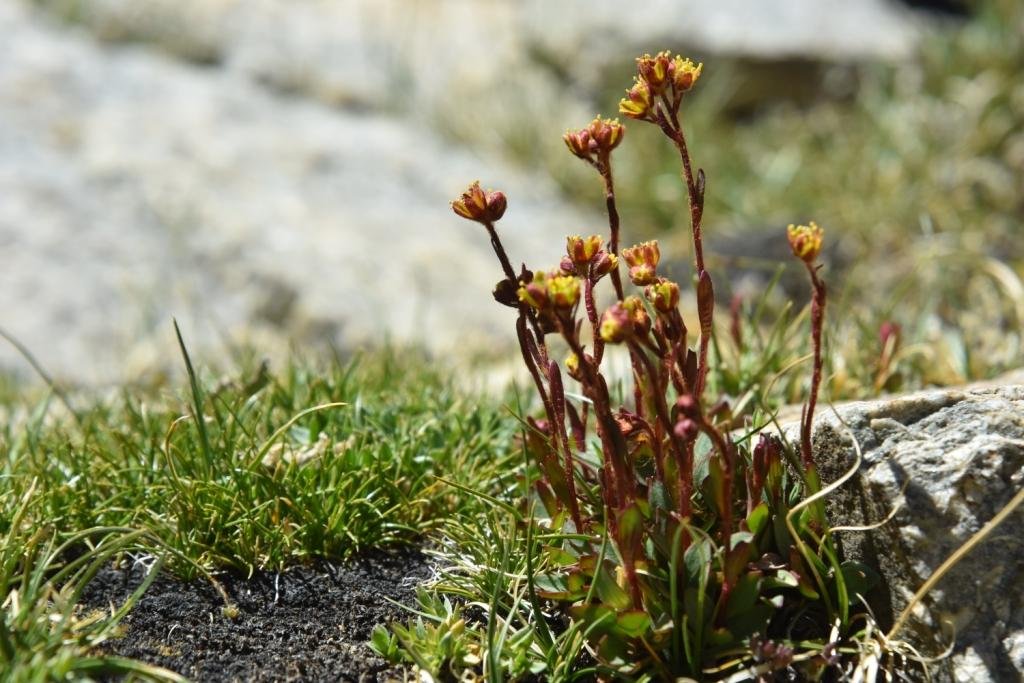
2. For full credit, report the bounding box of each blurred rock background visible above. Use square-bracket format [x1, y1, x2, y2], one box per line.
[0, 0, 1020, 389]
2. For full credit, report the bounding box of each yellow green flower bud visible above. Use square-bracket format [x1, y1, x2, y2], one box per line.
[645, 278, 680, 314]
[622, 296, 651, 336]
[547, 274, 581, 309]
[599, 303, 633, 343]
[671, 56, 703, 92]
[619, 79, 653, 120]
[566, 234, 603, 268]
[517, 271, 550, 310]
[787, 222, 824, 264]
[622, 240, 661, 286]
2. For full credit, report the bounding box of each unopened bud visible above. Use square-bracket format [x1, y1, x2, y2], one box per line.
[637, 51, 673, 95]
[645, 278, 680, 314]
[599, 303, 633, 343]
[622, 241, 661, 286]
[591, 250, 618, 282]
[586, 116, 625, 153]
[451, 181, 507, 223]
[675, 394, 700, 419]
[674, 418, 700, 441]
[492, 277, 519, 308]
[622, 296, 651, 336]
[563, 128, 592, 161]
[566, 234, 603, 268]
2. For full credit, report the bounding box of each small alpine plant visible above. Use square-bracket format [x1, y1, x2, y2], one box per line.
[452, 52, 871, 681]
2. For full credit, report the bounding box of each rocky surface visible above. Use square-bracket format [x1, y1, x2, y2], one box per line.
[0, 0, 586, 385]
[0, 0, 953, 386]
[804, 382, 1024, 681]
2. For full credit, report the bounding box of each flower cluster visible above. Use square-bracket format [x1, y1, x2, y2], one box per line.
[449, 51, 847, 681]
[620, 51, 703, 121]
[563, 117, 625, 165]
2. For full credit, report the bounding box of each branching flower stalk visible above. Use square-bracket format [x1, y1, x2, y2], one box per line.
[621, 52, 714, 400]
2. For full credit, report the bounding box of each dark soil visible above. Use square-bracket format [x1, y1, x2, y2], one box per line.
[80, 546, 433, 682]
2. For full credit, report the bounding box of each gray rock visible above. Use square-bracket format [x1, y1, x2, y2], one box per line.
[0, 0, 592, 384]
[800, 383, 1024, 681]
[31, 0, 927, 119]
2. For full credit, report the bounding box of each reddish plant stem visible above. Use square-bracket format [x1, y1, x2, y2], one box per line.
[547, 361, 585, 531]
[800, 263, 827, 471]
[627, 340, 691, 520]
[584, 277, 606, 365]
[558, 318, 634, 507]
[483, 219, 551, 368]
[654, 108, 714, 401]
[698, 417, 736, 552]
[595, 161, 626, 301]
[484, 221, 518, 283]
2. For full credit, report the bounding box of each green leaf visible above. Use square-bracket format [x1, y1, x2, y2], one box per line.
[617, 504, 645, 549]
[684, 586, 713, 627]
[725, 603, 774, 640]
[765, 569, 800, 589]
[594, 563, 632, 610]
[569, 603, 617, 638]
[723, 541, 752, 586]
[745, 502, 770, 535]
[840, 560, 880, 602]
[543, 545, 578, 567]
[648, 479, 671, 512]
[684, 536, 712, 583]
[613, 610, 652, 638]
[705, 455, 727, 517]
[725, 573, 762, 619]
[534, 572, 587, 601]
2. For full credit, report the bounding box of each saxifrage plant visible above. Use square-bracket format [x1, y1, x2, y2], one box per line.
[451, 52, 874, 680]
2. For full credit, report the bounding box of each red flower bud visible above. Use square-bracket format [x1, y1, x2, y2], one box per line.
[563, 128, 592, 161]
[590, 251, 618, 282]
[879, 321, 901, 349]
[586, 116, 625, 154]
[566, 234, 603, 268]
[637, 51, 673, 95]
[452, 181, 507, 223]
[674, 418, 700, 441]
[675, 394, 700, 419]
